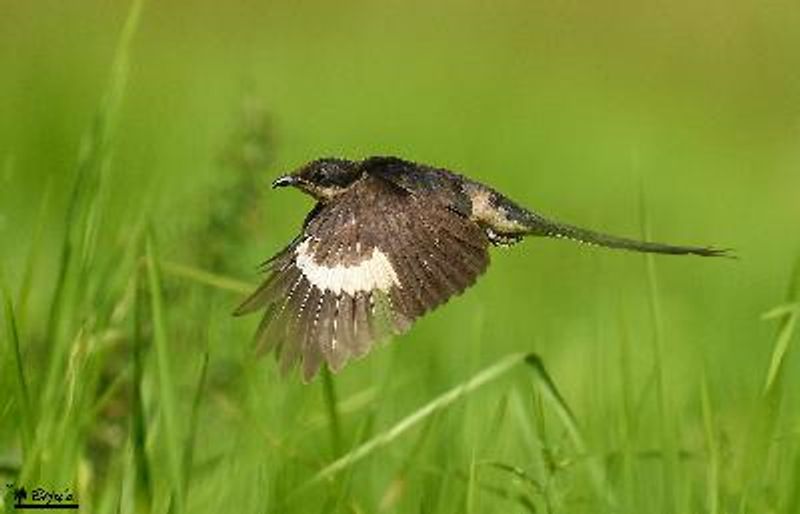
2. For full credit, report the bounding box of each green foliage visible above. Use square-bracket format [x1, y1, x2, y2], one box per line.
[1, 0, 799, 512]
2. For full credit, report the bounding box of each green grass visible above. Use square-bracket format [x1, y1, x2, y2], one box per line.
[2, 0, 800, 512]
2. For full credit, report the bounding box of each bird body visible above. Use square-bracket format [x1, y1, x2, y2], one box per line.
[237, 156, 726, 380]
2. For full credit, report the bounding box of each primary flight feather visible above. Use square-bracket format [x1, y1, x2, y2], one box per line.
[236, 156, 727, 380]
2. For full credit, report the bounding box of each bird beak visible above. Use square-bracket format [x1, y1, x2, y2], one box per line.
[272, 175, 298, 188]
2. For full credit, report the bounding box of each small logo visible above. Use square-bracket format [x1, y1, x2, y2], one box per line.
[6, 483, 79, 510]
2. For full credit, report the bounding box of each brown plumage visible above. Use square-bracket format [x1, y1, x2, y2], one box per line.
[236, 156, 728, 381]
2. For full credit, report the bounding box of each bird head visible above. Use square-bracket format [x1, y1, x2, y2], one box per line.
[272, 158, 362, 201]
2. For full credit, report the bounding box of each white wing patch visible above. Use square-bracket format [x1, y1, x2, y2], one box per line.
[295, 239, 400, 295]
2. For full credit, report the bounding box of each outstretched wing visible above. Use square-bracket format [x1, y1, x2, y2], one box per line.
[235, 175, 490, 381]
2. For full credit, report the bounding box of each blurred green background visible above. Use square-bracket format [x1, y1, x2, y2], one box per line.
[1, 1, 799, 512]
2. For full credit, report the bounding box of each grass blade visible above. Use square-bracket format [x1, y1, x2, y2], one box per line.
[761, 302, 800, 320]
[524, 354, 615, 507]
[638, 184, 677, 512]
[15, 178, 52, 326]
[305, 352, 531, 487]
[761, 256, 800, 394]
[700, 373, 720, 514]
[160, 260, 252, 295]
[1, 280, 33, 455]
[145, 230, 185, 511]
[321, 367, 343, 458]
[739, 256, 800, 509]
[183, 350, 209, 503]
[524, 355, 583, 451]
[762, 287, 800, 394]
[38, 0, 144, 475]
[132, 265, 152, 513]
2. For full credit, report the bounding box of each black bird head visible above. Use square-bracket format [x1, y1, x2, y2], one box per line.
[273, 157, 362, 201]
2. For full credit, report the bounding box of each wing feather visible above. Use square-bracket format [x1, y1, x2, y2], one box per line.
[351, 291, 373, 358]
[299, 286, 324, 380]
[237, 175, 490, 380]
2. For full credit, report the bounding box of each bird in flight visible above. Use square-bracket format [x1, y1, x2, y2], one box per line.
[235, 156, 727, 380]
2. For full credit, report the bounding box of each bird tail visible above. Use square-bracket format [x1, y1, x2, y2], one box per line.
[521, 211, 730, 257]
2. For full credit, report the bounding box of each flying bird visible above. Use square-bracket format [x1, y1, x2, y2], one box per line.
[235, 156, 727, 380]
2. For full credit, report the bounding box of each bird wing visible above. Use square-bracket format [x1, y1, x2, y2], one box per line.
[235, 176, 490, 381]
